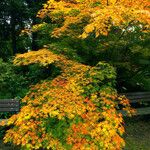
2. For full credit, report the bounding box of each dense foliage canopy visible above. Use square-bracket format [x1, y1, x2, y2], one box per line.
[38, 0, 150, 38]
[1, 49, 134, 149]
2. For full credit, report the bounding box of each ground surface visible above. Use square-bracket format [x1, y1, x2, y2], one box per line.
[124, 115, 150, 150]
[0, 115, 150, 150]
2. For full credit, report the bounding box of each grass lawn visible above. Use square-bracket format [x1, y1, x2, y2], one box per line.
[124, 115, 150, 150]
[0, 115, 150, 150]
[0, 141, 18, 150]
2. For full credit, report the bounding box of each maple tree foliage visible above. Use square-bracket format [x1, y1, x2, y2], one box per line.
[1, 0, 146, 149]
[37, 0, 150, 38]
[1, 49, 135, 149]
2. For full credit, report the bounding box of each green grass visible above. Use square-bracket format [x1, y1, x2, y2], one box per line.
[0, 142, 18, 150]
[124, 115, 150, 150]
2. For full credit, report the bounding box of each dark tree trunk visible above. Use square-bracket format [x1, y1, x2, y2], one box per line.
[25, 0, 45, 51]
[32, 16, 38, 50]
[10, 6, 17, 55]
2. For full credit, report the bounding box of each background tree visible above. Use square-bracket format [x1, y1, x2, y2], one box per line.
[0, 0, 46, 60]
[25, 0, 46, 50]
[0, 0, 28, 57]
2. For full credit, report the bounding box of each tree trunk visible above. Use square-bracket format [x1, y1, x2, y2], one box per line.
[32, 16, 38, 50]
[10, 7, 17, 55]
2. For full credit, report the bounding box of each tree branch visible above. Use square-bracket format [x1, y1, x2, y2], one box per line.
[107, 0, 109, 6]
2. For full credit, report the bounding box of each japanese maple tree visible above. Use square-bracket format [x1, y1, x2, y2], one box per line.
[37, 0, 150, 38]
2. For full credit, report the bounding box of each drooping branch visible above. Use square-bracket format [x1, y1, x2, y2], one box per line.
[107, 0, 109, 6]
